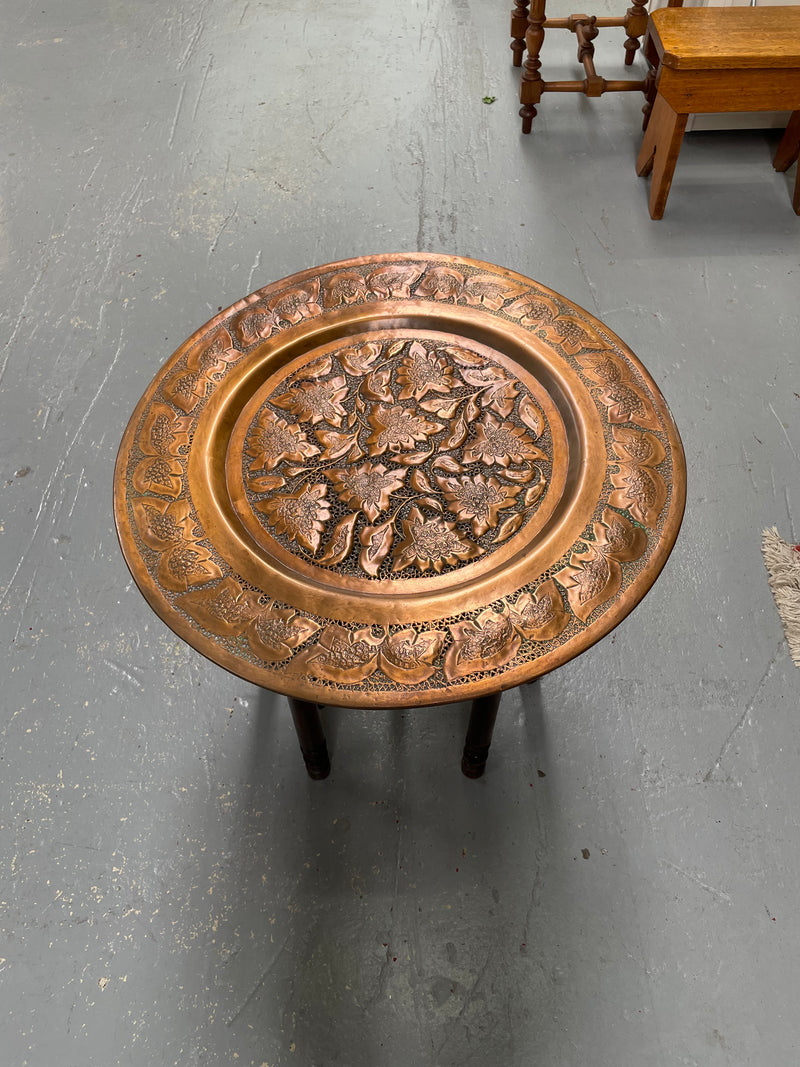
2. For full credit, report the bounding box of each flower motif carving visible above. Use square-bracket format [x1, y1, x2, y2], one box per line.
[132, 402, 192, 498]
[131, 498, 222, 592]
[436, 473, 521, 537]
[254, 482, 331, 553]
[577, 351, 661, 432]
[365, 404, 444, 456]
[396, 342, 455, 400]
[609, 427, 668, 528]
[163, 327, 239, 413]
[462, 414, 546, 468]
[246, 411, 320, 472]
[328, 463, 407, 522]
[177, 577, 320, 663]
[506, 292, 607, 355]
[392, 506, 481, 573]
[555, 509, 648, 622]
[444, 607, 521, 680]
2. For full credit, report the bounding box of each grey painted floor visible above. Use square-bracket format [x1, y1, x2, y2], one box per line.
[2, 2, 799, 1065]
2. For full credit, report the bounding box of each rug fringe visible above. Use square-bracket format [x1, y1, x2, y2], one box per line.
[762, 527, 800, 669]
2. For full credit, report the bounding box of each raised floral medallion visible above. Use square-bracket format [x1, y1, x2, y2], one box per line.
[114, 254, 685, 707]
[228, 334, 561, 588]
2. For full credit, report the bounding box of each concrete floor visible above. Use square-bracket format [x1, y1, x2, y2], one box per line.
[2, 1, 799, 1064]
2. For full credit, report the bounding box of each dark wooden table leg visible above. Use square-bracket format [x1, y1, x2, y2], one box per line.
[289, 698, 331, 780]
[461, 692, 502, 779]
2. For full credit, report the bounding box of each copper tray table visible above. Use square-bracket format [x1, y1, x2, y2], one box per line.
[114, 254, 685, 779]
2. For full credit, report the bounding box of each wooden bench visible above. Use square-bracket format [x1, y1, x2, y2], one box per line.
[636, 6, 800, 219]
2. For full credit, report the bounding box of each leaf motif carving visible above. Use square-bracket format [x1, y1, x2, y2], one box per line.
[555, 549, 622, 623]
[519, 395, 545, 438]
[524, 476, 546, 507]
[492, 512, 524, 544]
[292, 624, 383, 684]
[416, 266, 465, 300]
[359, 521, 394, 577]
[379, 628, 447, 684]
[339, 342, 381, 377]
[418, 496, 443, 512]
[294, 355, 333, 381]
[457, 274, 528, 310]
[317, 513, 359, 566]
[440, 414, 468, 450]
[395, 448, 434, 466]
[444, 607, 520, 680]
[507, 580, 569, 641]
[444, 345, 487, 369]
[362, 367, 394, 403]
[409, 469, 435, 493]
[247, 609, 321, 663]
[504, 466, 535, 484]
[420, 396, 462, 418]
[316, 428, 359, 460]
[247, 474, 286, 493]
[465, 397, 481, 423]
[366, 264, 422, 299]
[431, 455, 463, 474]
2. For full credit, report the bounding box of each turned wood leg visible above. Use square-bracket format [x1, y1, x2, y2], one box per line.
[624, 0, 648, 66]
[520, 0, 546, 133]
[289, 698, 331, 780]
[511, 0, 530, 68]
[461, 692, 502, 779]
[773, 111, 800, 215]
[636, 93, 688, 220]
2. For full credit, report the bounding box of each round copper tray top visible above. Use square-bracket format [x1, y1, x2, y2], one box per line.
[114, 254, 685, 707]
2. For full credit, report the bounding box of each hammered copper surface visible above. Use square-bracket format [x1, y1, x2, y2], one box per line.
[113, 254, 686, 708]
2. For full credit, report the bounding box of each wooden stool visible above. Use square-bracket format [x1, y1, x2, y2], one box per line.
[636, 6, 800, 219]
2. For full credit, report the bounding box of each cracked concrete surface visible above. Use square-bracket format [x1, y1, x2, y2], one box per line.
[1, 0, 799, 1064]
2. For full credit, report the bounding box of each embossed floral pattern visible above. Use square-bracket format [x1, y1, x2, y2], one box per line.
[396, 343, 455, 400]
[444, 606, 521, 680]
[131, 498, 222, 592]
[378, 628, 447, 684]
[365, 404, 443, 456]
[328, 463, 407, 522]
[392, 507, 481, 573]
[292, 624, 384, 684]
[240, 335, 553, 575]
[268, 280, 323, 324]
[178, 577, 320, 663]
[255, 483, 331, 553]
[272, 375, 350, 427]
[132, 403, 192, 499]
[162, 327, 239, 414]
[246, 412, 320, 471]
[463, 414, 546, 468]
[436, 473, 521, 537]
[507, 579, 570, 641]
[555, 509, 647, 622]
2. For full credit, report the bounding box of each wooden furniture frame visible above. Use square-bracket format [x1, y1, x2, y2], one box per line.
[637, 6, 800, 218]
[511, 0, 652, 133]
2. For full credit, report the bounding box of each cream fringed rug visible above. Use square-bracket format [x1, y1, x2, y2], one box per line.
[762, 527, 800, 668]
